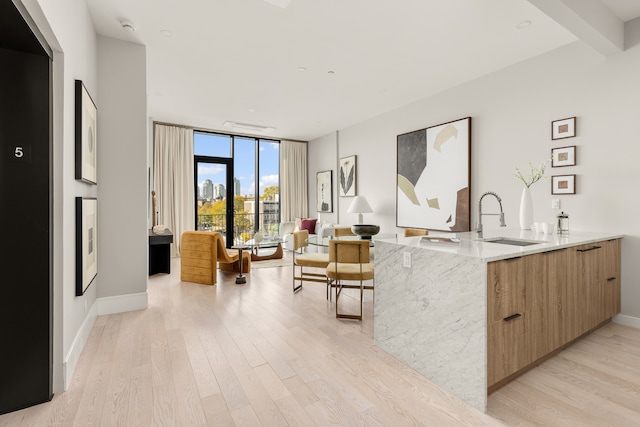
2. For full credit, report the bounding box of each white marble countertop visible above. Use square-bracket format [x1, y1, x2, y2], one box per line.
[377, 229, 624, 262]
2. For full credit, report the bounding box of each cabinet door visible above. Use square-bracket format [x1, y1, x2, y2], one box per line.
[545, 248, 569, 351]
[487, 257, 526, 323]
[569, 243, 605, 337]
[602, 239, 621, 319]
[524, 253, 551, 360]
[487, 312, 531, 387]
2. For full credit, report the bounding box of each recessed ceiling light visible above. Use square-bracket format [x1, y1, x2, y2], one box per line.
[248, 108, 257, 113]
[297, 66, 307, 72]
[120, 20, 136, 32]
[222, 121, 276, 133]
[160, 30, 173, 37]
[516, 20, 532, 29]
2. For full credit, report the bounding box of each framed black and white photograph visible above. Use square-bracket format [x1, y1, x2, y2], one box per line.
[552, 145, 576, 167]
[76, 197, 98, 296]
[551, 174, 576, 195]
[339, 155, 357, 197]
[75, 79, 97, 184]
[397, 117, 471, 232]
[316, 170, 333, 212]
[551, 117, 576, 140]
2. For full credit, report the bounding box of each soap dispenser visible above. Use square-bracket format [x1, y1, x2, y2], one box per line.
[557, 211, 569, 235]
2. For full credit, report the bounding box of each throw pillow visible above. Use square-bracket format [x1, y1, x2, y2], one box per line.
[300, 218, 317, 234]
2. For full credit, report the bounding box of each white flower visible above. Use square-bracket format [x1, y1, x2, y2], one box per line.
[514, 158, 550, 188]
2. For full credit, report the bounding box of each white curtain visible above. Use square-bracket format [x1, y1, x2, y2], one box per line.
[153, 124, 195, 256]
[280, 140, 308, 221]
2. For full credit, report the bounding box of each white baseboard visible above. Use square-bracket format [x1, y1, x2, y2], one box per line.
[63, 301, 98, 390]
[97, 291, 148, 316]
[63, 292, 148, 390]
[613, 314, 640, 329]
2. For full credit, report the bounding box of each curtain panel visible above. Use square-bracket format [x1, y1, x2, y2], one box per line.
[280, 140, 308, 221]
[153, 124, 195, 256]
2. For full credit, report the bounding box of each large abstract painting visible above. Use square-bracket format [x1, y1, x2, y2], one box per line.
[397, 117, 471, 232]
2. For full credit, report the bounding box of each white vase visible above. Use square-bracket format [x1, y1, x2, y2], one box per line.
[519, 186, 533, 230]
[253, 231, 264, 243]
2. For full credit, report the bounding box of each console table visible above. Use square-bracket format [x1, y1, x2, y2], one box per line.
[149, 229, 173, 275]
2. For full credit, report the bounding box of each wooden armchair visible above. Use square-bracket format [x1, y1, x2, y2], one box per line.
[180, 231, 250, 285]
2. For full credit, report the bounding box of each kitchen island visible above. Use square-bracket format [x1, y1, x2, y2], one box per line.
[374, 229, 623, 412]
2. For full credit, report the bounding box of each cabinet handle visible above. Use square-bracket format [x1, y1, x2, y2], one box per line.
[577, 246, 602, 253]
[504, 256, 522, 262]
[607, 277, 617, 282]
[543, 248, 567, 255]
[503, 313, 522, 322]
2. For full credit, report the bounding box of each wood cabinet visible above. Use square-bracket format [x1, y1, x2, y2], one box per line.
[487, 239, 621, 390]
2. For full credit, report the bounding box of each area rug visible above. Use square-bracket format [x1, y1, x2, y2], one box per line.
[251, 250, 293, 269]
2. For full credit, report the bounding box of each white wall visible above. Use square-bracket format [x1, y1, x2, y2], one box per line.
[308, 131, 338, 224]
[21, 0, 150, 392]
[97, 36, 148, 298]
[310, 23, 640, 319]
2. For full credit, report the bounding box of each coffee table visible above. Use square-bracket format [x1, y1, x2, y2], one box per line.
[244, 237, 284, 261]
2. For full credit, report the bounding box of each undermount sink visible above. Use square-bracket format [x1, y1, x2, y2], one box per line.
[481, 237, 543, 246]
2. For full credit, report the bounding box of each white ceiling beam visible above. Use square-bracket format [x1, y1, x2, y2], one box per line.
[527, 0, 624, 56]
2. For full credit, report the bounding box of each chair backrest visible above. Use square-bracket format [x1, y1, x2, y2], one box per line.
[404, 227, 429, 237]
[279, 221, 296, 237]
[334, 227, 355, 237]
[293, 229, 309, 251]
[328, 239, 369, 264]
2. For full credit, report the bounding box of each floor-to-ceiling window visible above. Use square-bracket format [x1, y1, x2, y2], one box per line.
[194, 131, 280, 246]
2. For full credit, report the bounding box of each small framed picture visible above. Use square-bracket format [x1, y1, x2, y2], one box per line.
[75, 80, 98, 184]
[551, 146, 576, 167]
[551, 175, 576, 195]
[76, 197, 98, 296]
[316, 170, 333, 212]
[552, 117, 576, 140]
[339, 155, 357, 197]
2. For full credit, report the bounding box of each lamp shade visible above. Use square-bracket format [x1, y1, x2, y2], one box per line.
[347, 196, 373, 224]
[347, 196, 372, 214]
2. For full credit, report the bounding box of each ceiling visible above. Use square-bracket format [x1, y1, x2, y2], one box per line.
[85, 0, 640, 141]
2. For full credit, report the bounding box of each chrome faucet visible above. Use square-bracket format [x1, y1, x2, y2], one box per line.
[477, 191, 506, 238]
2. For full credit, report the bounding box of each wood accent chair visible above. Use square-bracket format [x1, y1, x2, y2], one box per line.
[292, 229, 330, 293]
[404, 228, 429, 237]
[180, 231, 250, 285]
[326, 239, 374, 320]
[333, 226, 356, 237]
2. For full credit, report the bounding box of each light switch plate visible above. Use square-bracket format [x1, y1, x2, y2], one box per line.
[551, 199, 560, 209]
[403, 252, 412, 268]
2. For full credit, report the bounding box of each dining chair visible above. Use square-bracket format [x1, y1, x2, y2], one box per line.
[404, 228, 429, 237]
[292, 229, 330, 293]
[326, 239, 374, 320]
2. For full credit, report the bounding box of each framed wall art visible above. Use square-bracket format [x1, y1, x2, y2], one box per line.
[397, 117, 471, 232]
[316, 170, 333, 212]
[551, 146, 576, 167]
[551, 174, 576, 195]
[551, 117, 576, 140]
[75, 79, 98, 184]
[76, 197, 98, 296]
[339, 155, 356, 197]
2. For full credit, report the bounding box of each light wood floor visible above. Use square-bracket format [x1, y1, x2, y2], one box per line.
[0, 260, 638, 426]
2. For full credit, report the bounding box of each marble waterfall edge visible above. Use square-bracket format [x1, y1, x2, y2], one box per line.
[374, 240, 487, 411]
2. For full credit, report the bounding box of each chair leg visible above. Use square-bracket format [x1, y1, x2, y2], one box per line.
[335, 279, 363, 321]
[292, 264, 302, 293]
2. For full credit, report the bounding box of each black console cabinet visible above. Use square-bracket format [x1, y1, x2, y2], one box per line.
[149, 229, 173, 275]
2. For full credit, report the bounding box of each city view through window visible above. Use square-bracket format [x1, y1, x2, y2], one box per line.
[194, 132, 280, 245]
